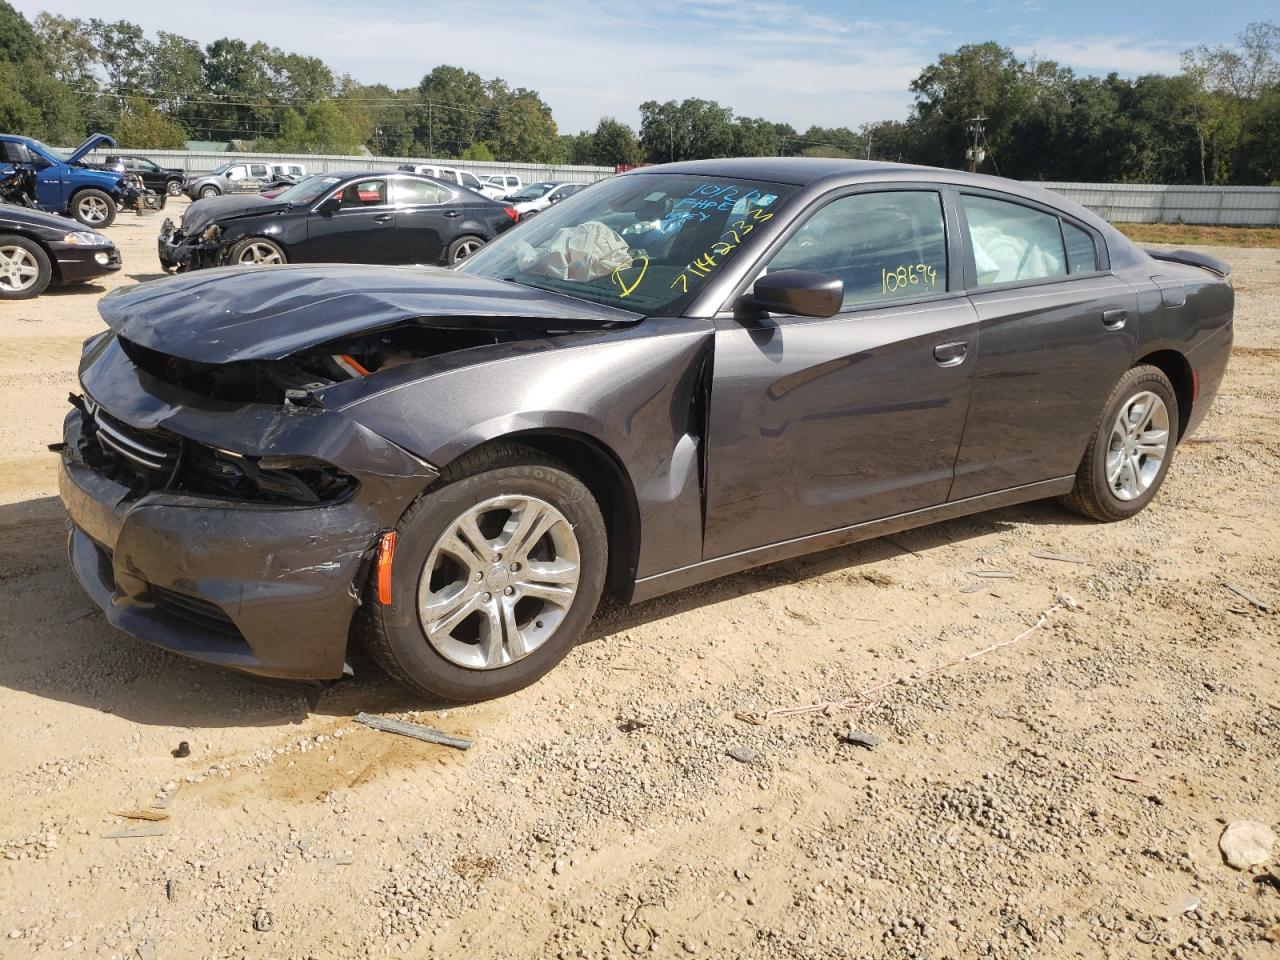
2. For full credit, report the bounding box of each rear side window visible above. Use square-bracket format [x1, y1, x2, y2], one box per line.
[962, 195, 1066, 286]
[1063, 221, 1099, 274]
[395, 178, 448, 206]
[460, 172, 482, 189]
[766, 190, 949, 310]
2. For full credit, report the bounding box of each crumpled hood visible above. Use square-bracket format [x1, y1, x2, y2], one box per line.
[181, 195, 288, 235]
[98, 264, 642, 363]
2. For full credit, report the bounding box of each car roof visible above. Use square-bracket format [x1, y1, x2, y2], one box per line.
[636, 157, 1102, 225]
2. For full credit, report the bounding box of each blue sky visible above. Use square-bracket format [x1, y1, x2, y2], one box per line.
[15, 0, 1275, 133]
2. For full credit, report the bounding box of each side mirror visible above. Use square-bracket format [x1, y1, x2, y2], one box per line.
[744, 270, 843, 318]
[316, 196, 341, 215]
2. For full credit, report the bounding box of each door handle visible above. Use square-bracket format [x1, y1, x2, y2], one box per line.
[443, 210, 462, 218]
[933, 341, 968, 367]
[373, 214, 393, 223]
[1102, 308, 1127, 330]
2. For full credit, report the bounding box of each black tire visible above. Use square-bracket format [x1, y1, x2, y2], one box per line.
[227, 237, 287, 266]
[166, 180, 182, 197]
[1059, 364, 1179, 522]
[71, 189, 116, 228]
[0, 234, 52, 300]
[446, 235, 486, 266]
[358, 442, 608, 701]
[199, 184, 220, 199]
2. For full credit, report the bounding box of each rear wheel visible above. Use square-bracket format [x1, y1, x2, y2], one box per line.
[446, 235, 486, 266]
[1059, 364, 1178, 521]
[72, 190, 116, 228]
[228, 237, 287, 266]
[359, 443, 607, 701]
[0, 235, 51, 299]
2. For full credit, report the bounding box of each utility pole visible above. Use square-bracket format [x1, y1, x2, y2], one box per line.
[428, 102, 434, 158]
[865, 131, 873, 161]
[965, 116, 987, 172]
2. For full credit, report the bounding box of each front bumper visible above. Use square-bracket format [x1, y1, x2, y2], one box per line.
[52, 243, 122, 283]
[58, 342, 437, 679]
[158, 220, 218, 269]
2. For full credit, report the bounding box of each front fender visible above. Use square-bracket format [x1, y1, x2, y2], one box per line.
[331, 321, 714, 579]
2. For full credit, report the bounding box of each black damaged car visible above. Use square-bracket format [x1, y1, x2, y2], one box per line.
[61, 159, 1232, 701]
[159, 170, 519, 271]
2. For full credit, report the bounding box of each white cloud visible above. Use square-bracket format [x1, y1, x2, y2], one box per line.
[1013, 37, 1184, 76]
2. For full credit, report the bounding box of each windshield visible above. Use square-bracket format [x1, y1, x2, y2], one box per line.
[274, 175, 341, 204]
[26, 139, 68, 163]
[510, 183, 555, 201]
[210, 163, 233, 175]
[459, 173, 795, 315]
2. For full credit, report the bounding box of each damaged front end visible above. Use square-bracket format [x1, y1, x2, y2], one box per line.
[60, 265, 639, 680]
[59, 331, 440, 680]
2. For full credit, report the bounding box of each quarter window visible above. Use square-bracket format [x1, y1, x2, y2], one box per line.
[963, 195, 1066, 286]
[1063, 221, 1099, 274]
[766, 190, 949, 310]
[395, 178, 448, 206]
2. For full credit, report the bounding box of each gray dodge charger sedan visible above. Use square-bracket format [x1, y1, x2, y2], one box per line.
[58, 158, 1233, 700]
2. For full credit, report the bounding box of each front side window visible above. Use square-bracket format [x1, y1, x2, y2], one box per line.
[765, 190, 948, 310]
[963, 195, 1066, 286]
[137, 159, 159, 172]
[337, 179, 387, 207]
[461, 173, 796, 314]
[438, 170, 458, 184]
[394, 178, 448, 206]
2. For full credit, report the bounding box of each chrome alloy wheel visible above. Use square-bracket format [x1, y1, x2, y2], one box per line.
[418, 495, 581, 670]
[1106, 390, 1170, 501]
[236, 241, 284, 266]
[453, 238, 483, 261]
[78, 195, 110, 224]
[0, 245, 40, 292]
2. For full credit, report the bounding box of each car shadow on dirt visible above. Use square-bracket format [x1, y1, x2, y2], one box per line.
[0, 493, 1088, 728]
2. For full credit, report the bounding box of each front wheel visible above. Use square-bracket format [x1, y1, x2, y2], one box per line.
[446, 235, 486, 266]
[72, 190, 116, 228]
[166, 180, 182, 197]
[359, 443, 608, 701]
[0, 234, 52, 299]
[199, 185, 220, 199]
[228, 237, 287, 266]
[1059, 364, 1178, 521]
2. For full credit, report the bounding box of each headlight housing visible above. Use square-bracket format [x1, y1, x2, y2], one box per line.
[64, 231, 111, 246]
[200, 224, 222, 243]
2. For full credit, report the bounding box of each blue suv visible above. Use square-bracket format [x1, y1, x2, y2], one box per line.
[0, 133, 133, 228]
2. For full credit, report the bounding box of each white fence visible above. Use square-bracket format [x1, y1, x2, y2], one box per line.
[1036, 182, 1280, 227]
[69, 148, 1280, 225]
[81, 148, 616, 184]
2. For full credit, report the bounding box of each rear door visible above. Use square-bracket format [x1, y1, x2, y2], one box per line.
[703, 186, 979, 558]
[391, 176, 455, 264]
[948, 191, 1137, 499]
[304, 177, 398, 263]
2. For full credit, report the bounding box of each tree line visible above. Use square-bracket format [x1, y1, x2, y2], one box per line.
[1, 2, 1275, 184]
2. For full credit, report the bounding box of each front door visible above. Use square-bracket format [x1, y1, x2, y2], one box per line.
[703, 188, 979, 559]
[948, 191, 1139, 499]
[304, 178, 397, 263]
[390, 177, 455, 264]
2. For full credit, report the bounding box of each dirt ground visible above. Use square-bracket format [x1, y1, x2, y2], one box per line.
[0, 201, 1277, 960]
